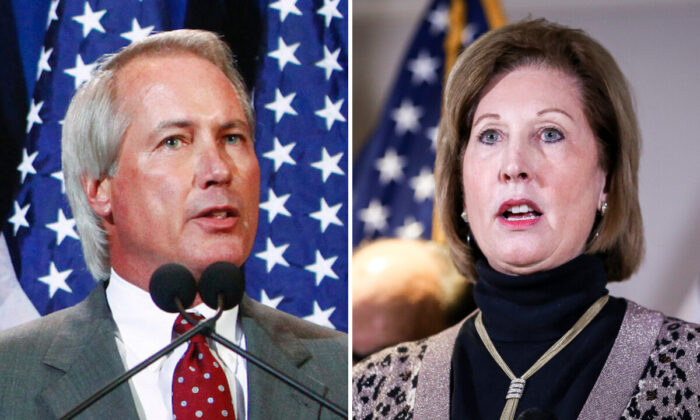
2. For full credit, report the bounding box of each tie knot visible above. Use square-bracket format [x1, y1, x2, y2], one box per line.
[173, 313, 205, 336]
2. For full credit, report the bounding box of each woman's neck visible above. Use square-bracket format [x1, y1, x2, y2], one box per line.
[474, 254, 608, 342]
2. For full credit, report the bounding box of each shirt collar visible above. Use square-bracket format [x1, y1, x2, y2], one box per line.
[106, 268, 240, 361]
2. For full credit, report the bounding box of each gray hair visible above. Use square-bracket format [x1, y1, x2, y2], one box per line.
[62, 29, 254, 280]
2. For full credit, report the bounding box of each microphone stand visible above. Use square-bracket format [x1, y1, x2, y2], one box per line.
[59, 301, 223, 420]
[179, 295, 347, 418]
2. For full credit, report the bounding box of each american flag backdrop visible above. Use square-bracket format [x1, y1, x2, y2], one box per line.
[250, 0, 348, 331]
[352, 0, 503, 247]
[1, 0, 347, 332]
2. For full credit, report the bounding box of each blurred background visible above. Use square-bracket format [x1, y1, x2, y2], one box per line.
[353, 0, 700, 323]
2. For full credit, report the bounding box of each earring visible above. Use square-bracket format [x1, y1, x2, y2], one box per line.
[599, 201, 608, 216]
[460, 211, 468, 223]
[467, 231, 471, 245]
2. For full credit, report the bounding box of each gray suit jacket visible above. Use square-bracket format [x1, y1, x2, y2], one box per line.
[0, 283, 347, 419]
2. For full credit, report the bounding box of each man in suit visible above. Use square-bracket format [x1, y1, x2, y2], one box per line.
[0, 29, 347, 419]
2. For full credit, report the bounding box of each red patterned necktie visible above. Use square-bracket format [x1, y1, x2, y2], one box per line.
[172, 314, 236, 419]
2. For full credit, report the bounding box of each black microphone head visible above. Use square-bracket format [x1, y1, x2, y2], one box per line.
[149, 263, 197, 313]
[199, 261, 245, 310]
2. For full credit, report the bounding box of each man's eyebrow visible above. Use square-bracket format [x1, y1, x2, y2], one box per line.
[150, 118, 251, 134]
[473, 113, 500, 126]
[537, 107, 574, 121]
[219, 119, 250, 131]
[151, 119, 193, 134]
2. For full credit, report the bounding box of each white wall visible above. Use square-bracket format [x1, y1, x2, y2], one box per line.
[353, 0, 700, 321]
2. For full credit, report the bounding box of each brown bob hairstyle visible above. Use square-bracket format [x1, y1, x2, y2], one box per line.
[435, 18, 644, 282]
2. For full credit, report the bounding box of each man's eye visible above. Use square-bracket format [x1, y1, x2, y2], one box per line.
[477, 129, 501, 145]
[540, 127, 564, 143]
[224, 134, 241, 145]
[163, 137, 184, 149]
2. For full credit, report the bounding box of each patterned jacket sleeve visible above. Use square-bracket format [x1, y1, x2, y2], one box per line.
[352, 339, 429, 420]
[620, 316, 700, 419]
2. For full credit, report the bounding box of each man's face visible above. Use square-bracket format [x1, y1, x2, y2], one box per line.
[94, 53, 259, 288]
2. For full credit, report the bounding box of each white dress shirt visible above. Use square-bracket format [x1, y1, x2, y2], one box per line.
[106, 269, 248, 419]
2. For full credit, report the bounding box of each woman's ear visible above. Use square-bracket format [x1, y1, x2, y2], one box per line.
[83, 177, 112, 218]
[598, 180, 608, 212]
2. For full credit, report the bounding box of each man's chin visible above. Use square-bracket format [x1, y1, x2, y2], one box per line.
[186, 255, 248, 280]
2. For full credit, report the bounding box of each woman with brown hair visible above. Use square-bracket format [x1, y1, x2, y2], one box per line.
[353, 19, 700, 419]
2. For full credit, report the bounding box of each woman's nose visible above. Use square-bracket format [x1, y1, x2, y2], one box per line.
[499, 139, 533, 183]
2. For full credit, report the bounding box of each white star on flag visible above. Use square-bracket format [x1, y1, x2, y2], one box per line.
[38, 262, 73, 298]
[428, 5, 448, 34]
[375, 148, 406, 184]
[64, 54, 97, 89]
[305, 250, 338, 286]
[255, 238, 290, 273]
[426, 125, 439, 151]
[263, 137, 296, 171]
[270, 0, 302, 22]
[409, 168, 435, 202]
[265, 89, 298, 123]
[121, 18, 155, 44]
[18, 149, 39, 183]
[315, 96, 346, 130]
[26, 99, 43, 134]
[359, 200, 389, 234]
[311, 147, 344, 182]
[315, 46, 342, 80]
[268, 37, 301, 71]
[391, 99, 423, 136]
[46, 0, 59, 28]
[51, 171, 66, 193]
[407, 51, 440, 84]
[303, 301, 335, 329]
[259, 189, 291, 223]
[462, 23, 480, 46]
[36, 46, 53, 80]
[309, 198, 343, 233]
[8, 201, 30, 235]
[317, 0, 343, 28]
[72, 2, 107, 38]
[396, 217, 425, 239]
[260, 289, 284, 309]
[46, 209, 79, 245]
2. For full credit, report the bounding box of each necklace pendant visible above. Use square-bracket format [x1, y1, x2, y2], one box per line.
[505, 378, 526, 400]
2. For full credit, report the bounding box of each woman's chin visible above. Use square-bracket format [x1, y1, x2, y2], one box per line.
[485, 250, 555, 276]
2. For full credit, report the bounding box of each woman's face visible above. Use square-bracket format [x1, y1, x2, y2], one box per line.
[462, 66, 607, 275]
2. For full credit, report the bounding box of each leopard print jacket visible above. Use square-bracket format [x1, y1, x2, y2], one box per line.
[352, 301, 700, 419]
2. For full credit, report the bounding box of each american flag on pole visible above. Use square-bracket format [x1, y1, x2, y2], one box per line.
[1, 0, 348, 333]
[352, 0, 504, 247]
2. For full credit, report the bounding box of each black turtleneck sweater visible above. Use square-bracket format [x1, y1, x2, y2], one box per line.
[450, 254, 626, 420]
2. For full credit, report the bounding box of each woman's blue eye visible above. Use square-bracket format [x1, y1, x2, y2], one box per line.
[540, 127, 564, 143]
[478, 129, 501, 144]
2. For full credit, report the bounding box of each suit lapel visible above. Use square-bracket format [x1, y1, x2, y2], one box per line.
[240, 296, 329, 419]
[38, 283, 140, 419]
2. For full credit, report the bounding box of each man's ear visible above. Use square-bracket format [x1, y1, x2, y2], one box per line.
[83, 177, 112, 218]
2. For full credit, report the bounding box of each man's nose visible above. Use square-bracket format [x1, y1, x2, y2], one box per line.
[195, 140, 233, 188]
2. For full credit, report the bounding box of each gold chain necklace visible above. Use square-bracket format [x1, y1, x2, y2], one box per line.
[474, 295, 609, 420]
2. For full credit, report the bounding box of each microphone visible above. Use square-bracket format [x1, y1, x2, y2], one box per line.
[60, 264, 212, 420]
[149, 263, 197, 312]
[191, 262, 347, 418]
[198, 261, 245, 310]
